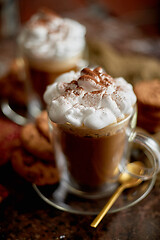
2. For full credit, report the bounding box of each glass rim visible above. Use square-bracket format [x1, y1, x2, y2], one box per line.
[48, 104, 137, 135]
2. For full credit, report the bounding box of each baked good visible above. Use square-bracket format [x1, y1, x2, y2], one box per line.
[11, 147, 59, 186]
[0, 119, 21, 166]
[134, 79, 160, 133]
[20, 123, 54, 163]
[10, 112, 59, 185]
[35, 111, 49, 139]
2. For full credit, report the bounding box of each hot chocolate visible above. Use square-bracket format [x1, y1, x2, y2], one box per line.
[55, 119, 129, 189]
[18, 8, 86, 107]
[44, 67, 137, 192]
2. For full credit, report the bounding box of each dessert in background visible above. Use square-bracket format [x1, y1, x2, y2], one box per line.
[134, 79, 160, 133]
[20, 123, 53, 163]
[44, 66, 136, 191]
[11, 148, 58, 186]
[11, 111, 59, 186]
[35, 110, 49, 139]
[0, 119, 21, 167]
[18, 8, 86, 107]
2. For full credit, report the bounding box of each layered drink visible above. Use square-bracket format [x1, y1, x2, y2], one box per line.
[18, 9, 86, 106]
[44, 67, 137, 192]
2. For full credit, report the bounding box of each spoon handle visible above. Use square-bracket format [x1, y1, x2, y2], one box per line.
[90, 184, 125, 228]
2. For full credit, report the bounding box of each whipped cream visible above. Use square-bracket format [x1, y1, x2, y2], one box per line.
[18, 9, 86, 61]
[44, 67, 137, 130]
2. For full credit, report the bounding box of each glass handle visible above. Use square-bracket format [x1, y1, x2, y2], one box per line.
[129, 131, 160, 180]
[1, 99, 28, 126]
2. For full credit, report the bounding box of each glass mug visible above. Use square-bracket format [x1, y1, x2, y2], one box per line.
[1, 55, 88, 126]
[48, 105, 160, 199]
[1, 10, 88, 126]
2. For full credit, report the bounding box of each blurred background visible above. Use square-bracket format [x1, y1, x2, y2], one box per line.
[18, 0, 160, 35]
[0, 0, 160, 82]
[0, 0, 158, 33]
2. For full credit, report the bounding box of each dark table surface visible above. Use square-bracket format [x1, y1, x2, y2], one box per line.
[0, 118, 160, 240]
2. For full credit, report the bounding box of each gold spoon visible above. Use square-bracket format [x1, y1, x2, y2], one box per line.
[90, 161, 144, 228]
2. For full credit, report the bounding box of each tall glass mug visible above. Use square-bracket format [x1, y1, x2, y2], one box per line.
[1, 8, 87, 125]
[45, 67, 160, 202]
[18, 8, 87, 117]
[49, 105, 160, 198]
[50, 109, 133, 196]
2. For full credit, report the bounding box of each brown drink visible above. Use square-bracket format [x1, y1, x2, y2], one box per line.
[55, 118, 129, 190]
[45, 67, 137, 195]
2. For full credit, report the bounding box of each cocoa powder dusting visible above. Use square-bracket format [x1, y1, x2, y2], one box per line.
[62, 67, 117, 99]
[79, 67, 114, 88]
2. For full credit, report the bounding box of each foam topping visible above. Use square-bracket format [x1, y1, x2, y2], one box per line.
[18, 9, 86, 61]
[44, 67, 137, 129]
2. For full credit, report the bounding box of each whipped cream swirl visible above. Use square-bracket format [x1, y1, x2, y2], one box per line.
[18, 9, 86, 61]
[44, 67, 137, 130]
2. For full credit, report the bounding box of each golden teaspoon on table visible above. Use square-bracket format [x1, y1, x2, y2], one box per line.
[91, 161, 144, 228]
